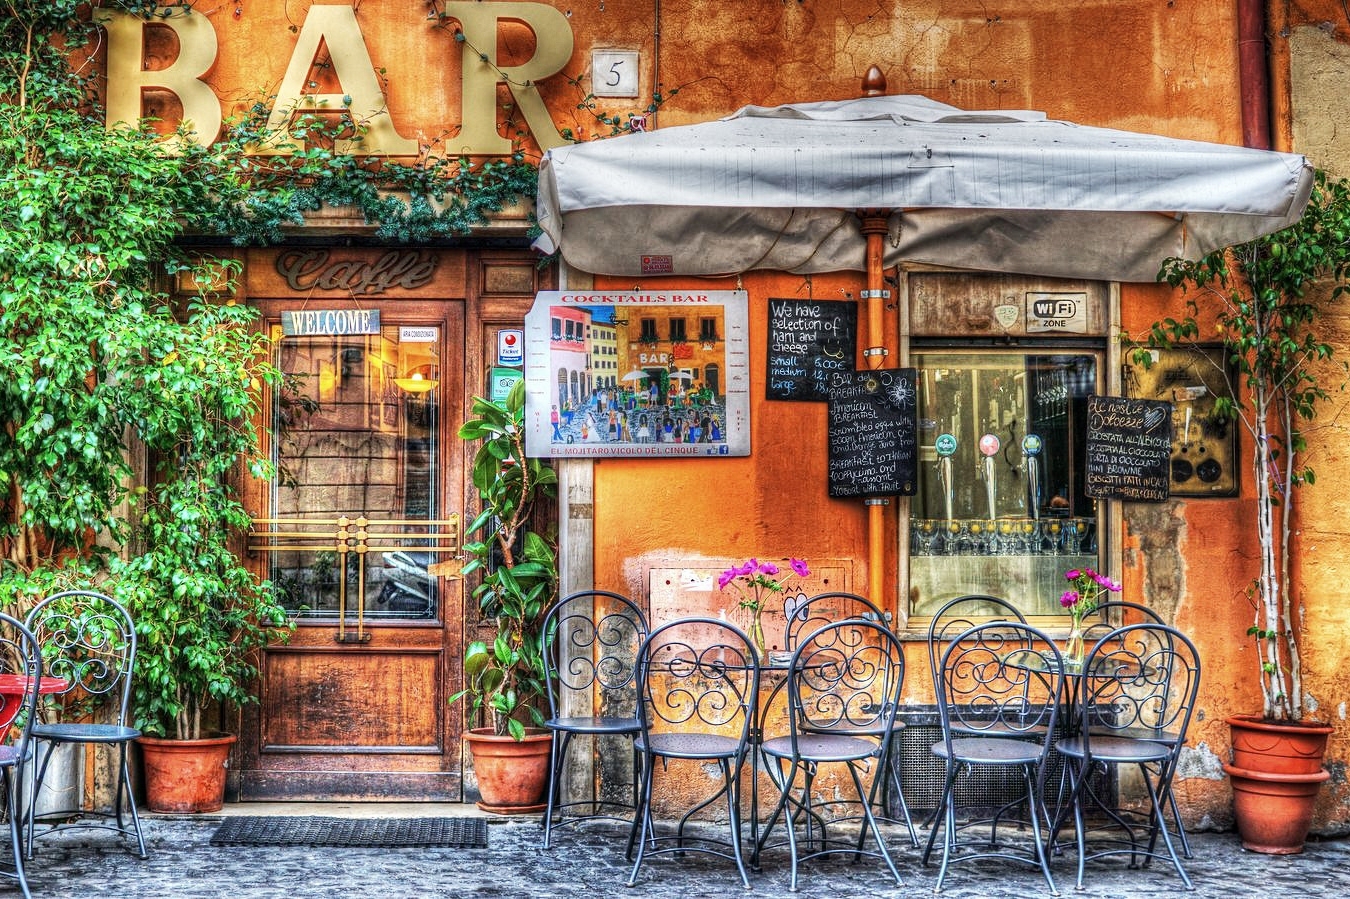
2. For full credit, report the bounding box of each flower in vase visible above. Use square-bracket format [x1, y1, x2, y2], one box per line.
[1059, 566, 1122, 624]
[719, 558, 810, 653]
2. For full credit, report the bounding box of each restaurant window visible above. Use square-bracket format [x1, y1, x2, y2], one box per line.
[699, 317, 718, 342]
[908, 349, 1101, 621]
[669, 318, 688, 342]
[639, 318, 658, 341]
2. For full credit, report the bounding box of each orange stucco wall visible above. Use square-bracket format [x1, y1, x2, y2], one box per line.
[115, 0, 1347, 832]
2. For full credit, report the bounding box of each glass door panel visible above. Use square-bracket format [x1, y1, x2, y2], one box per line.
[268, 325, 444, 623]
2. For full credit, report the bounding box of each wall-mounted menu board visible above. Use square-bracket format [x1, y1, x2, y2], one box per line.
[766, 299, 857, 401]
[827, 369, 918, 498]
[1085, 395, 1172, 502]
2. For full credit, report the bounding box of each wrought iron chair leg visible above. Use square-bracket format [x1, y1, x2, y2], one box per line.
[23, 740, 54, 861]
[849, 762, 903, 886]
[120, 746, 148, 859]
[720, 758, 753, 890]
[625, 754, 657, 885]
[5, 769, 32, 899]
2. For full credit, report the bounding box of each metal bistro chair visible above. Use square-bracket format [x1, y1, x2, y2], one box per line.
[781, 591, 917, 847]
[626, 617, 760, 889]
[753, 619, 906, 892]
[1050, 622, 1201, 891]
[925, 621, 1065, 896]
[923, 595, 1033, 829]
[1074, 601, 1191, 859]
[540, 590, 648, 849]
[0, 612, 44, 899]
[24, 590, 147, 860]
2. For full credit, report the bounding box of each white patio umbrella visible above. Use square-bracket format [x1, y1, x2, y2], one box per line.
[535, 95, 1313, 282]
[620, 369, 650, 382]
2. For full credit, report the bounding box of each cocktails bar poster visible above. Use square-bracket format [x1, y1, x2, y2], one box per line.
[523, 291, 751, 458]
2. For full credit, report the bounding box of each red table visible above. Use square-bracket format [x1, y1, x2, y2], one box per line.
[0, 675, 69, 731]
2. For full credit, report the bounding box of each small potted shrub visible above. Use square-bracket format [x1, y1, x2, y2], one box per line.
[452, 381, 558, 812]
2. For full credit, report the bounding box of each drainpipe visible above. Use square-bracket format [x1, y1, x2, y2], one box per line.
[858, 66, 891, 608]
[1238, 0, 1272, 150]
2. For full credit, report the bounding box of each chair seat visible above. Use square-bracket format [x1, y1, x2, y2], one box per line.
[33, 723, 140, 743]
[637, 731, 741, 760]
[762, 733, 876, 763]
[545, 715, 640, 736]
[932, 736, 1043, 765]
[1056, 734, 1171, 763]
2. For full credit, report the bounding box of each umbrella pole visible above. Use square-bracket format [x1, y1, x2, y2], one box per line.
[860, 209, 892, 609]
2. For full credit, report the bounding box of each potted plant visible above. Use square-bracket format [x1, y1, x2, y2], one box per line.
[1143, 170, 1350, 852]
[452, 380, 559, 813]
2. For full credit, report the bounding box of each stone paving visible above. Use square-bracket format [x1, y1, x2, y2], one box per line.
[14, 808, 1350, 899]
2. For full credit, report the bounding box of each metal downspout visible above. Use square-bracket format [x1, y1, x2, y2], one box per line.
[1238, 0, 1273, 150]
[858, 66, 892, 608]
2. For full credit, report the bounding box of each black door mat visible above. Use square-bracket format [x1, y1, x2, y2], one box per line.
[209, 816, 489, 849]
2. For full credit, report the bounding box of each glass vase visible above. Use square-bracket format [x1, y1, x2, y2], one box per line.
[748, 611, 767, 660]
[1064, 619, 1086, 671]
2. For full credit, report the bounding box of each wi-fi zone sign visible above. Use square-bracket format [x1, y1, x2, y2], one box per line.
[1026, 291, 1088, 334]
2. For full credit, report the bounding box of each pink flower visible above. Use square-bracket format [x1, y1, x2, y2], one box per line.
[1064, 569, 1081, 581]
[758, 561, 779, 576]
[790, 558, 810, 577]
[1060, 589, 1080, 608]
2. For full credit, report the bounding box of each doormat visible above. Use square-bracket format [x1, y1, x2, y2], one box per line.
[209, 816, 488, 849]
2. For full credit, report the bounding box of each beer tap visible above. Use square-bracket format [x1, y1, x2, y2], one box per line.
[1022, 434, 1043, 519]
[979, 433, 1000, 520]
[935, 433, 958, 524]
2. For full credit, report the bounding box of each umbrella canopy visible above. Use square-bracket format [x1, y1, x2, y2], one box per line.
[620, 369, 650, 382]
[535, 95, 1313, 282]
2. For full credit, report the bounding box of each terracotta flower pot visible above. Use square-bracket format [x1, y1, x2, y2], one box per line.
[1223, 764, 1330, 854]
[1226, 714, 1333, 776]
[137, 733, 238, 814]
[1224, 714, 1333, 854]
[464, 727, 553, 814]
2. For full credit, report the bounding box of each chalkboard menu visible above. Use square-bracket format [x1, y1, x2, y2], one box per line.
[766, 299, 857, 401]
[1085, 395, 1172, 502]
[827, 369, 918, 498]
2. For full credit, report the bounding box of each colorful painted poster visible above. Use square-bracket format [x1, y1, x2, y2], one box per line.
[524, 291, 750, 458]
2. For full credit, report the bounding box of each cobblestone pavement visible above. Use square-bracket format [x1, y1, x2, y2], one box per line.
[14, 809, 1350, 899]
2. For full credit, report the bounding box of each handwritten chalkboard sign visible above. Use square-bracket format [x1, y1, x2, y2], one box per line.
[1085, 395, 1172, 502]
[767, 299, 857, 401]
[827, 369, 918, 498]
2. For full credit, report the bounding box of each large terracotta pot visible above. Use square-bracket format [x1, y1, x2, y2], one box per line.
[464, 727, 553, 814]
[137, 733, 237, 814]
[1224, 764, 1330, 854]
[1227, 714, 1333, 775]
[1224, 715, 1333, 854]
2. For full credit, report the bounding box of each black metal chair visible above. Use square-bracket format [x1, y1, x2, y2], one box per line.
[1050, 622, 1201, 891]
[779, 591, 917, 847]
[1073, 601, 1191, 859]
[23, 590, 147, 860]
[0, 612, 44, 899]
[925, 621, 1065, 896]
[753, 619, 906, 892]
[626, 617, 760, 889]
[540, 589, 648, 848]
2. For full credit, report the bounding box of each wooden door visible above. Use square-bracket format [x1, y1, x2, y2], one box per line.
[238, 299, 465, 800]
